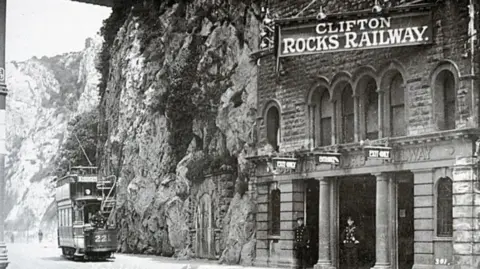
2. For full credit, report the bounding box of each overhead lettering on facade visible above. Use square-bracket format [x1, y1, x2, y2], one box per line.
[341, 154, 366, 169]
[278, 11, 433, 57]
[394, 146, 432, 163]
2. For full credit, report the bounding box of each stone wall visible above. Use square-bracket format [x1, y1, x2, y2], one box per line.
[255, 0, 476, 152]
[189, 170, 235, 259]
[452, 157, 480, 269]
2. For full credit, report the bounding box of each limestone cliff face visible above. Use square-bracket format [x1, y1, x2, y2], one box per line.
[99, 0, 259, 263]
[5, 37, 102, 240]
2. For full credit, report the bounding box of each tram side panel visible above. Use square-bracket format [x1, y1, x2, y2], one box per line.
[56, 183, 74, 248]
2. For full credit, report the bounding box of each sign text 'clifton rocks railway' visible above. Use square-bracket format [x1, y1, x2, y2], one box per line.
[278, 11, 433, 57]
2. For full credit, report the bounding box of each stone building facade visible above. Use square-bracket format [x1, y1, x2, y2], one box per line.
[247, 0, 480, 269]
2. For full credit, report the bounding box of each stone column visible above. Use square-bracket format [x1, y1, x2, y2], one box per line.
[373, 173, 391, 269]
[0, 0, 8, 268]
[377, 91, 384, 138]
[314, 177, 334, 269]
[353, 95, 360, 142]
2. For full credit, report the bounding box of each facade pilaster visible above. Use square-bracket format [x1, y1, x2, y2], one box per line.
[452, 157, 480, 269]
[314, 177, 335, 269]
[275, 179, 305, 268]
[411, 168, 435, 269]
[372, 172, 391, 269]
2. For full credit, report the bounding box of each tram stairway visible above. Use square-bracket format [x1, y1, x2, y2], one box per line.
[97, 175, 117, 226]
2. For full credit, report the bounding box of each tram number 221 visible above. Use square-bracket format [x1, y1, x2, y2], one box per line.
[94, 234, 109, 243]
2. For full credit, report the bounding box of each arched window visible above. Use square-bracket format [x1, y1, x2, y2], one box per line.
[341, 85, 354, 143]
[266, 106, 280, 151]
[269, 187, 281, 236]
[364, 78, 378, 140]
[310, 89, 333, 147]
[437, 177, 453, 237]
[390, 74, 406, 137]
[434, 70, 456, 130]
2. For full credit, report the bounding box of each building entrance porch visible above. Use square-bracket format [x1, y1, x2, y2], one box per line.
[315, 172, 414, 269]
[338, 176, 376, 269]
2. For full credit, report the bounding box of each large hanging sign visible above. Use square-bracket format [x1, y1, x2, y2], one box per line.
[277, 10, 433, 58]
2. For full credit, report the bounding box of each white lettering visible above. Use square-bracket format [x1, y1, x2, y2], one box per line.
[358, 19, 368, 30]
[358, 32, 372, 47]
[329, 35, 340, 50]
[296, 38, 306, 52]
[371, 31, 379, 46]
[283, 38, 296, 54]
[345, 20, 356, 32]
[316, 23, 327, 34]
[379, 17, 391, 28]
[306, 37, 316, 51]
[388, 28, 404, 44]
[328, 22, 339, 33]
[413, 26, 429, 41]
[345, 32, 358, 48]
[368, 18, 380, 29]
[402, 28, 416, 43]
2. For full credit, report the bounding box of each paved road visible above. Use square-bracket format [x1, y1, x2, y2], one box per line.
[5, 242, 277, 269]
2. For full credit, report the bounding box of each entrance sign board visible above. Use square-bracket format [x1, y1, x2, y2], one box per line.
[364, 146, 392, 160]
[317, 153, 341, 165]
[277, 11, 433, 58]
[272, 157, 298, 169]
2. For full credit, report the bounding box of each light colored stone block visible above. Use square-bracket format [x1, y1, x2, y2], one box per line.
[453, 218, 474, 230]
[415, 230, 433, 242]
[257, 212, 268, 221]
[453, 230, 474, 242]
[415, 196, 433, 207]
[453, 194, 473, 206]
[414, 184, 433, 196]
[453, 206, 474, 218]
[415, 242, 433, 254]
[415, 207, 433, 218]
[453, 243, 472, 255]
[453, 181, 473, 194]
[415, 219, 434, 230]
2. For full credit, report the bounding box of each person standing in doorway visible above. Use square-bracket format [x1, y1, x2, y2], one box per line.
[294, 217, 310, 269]
[38, 229, 43, 243]
[341, 216, 362, 269]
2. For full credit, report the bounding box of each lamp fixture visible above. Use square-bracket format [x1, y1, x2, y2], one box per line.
[85, 189, 91, 195]
[316, 6, 327, 21]
[373, 0, 382, 13]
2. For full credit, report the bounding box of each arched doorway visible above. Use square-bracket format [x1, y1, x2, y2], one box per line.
[195, 193, 215, 259]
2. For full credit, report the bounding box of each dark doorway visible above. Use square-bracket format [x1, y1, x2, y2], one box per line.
[305, 179, 319, 267]
[397, 173, 414, 269]
[338, 175, 376, 269]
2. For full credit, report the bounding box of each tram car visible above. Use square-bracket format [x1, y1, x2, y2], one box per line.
[55, 166, 117, 261]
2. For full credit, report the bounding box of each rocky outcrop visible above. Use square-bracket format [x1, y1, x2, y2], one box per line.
[98, 0, 259, 264]
[5, 36, 102, 240]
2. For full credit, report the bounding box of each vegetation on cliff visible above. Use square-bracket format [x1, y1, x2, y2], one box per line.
[54, 109, 99, 177]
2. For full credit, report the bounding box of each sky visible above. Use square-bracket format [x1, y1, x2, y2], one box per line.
[6, 0, 111, 62]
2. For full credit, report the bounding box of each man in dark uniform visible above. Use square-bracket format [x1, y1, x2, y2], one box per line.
[294, 217, 310, 269]
[341, 216, 362, 269]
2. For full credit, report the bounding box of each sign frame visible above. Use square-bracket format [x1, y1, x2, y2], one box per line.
[275, 5, 434, 59]
[272, 157, 298, 170]
[317, 152, 341, 166]
[364, 146, 393, 160]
